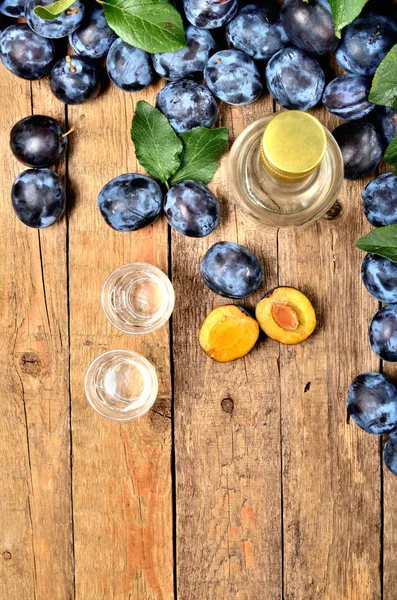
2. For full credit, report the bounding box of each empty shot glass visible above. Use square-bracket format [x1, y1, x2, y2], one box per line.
[102, 263, 175, 335]
[85, 349, 158, 421]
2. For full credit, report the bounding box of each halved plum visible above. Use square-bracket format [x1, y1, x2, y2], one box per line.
[199, 305, 259, 362]
[256, 287, 316, 345]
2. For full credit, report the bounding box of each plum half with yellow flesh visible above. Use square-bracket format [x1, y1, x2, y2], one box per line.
[256, 287, 316, 345]
[199, 305, 259, 363]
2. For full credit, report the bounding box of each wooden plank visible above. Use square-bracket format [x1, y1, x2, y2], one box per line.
[67, 83, 174, 599]
[173, 97, 283, 599]
[0, 72, 73, 599]
[279, 107, 381, 600]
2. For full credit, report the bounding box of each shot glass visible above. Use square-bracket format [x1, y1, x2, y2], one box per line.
[101, 263, 175, 335]
[85, 349, 158, 421]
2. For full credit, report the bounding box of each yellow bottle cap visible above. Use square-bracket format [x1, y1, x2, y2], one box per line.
[261, 111, 327, 182]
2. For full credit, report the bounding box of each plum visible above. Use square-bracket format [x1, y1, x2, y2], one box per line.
[49, 56, 101, 105]
[0, 0, 25, 18]
[25, 0, 84, 39]
[0, 24, 55, 80]
[369, 304, 397, 362]
[256, 287, 316, 345]
[226, 3, 288, 61]
[332, 121, 382, 180]
[281, 0, 337, 55]
[107, 39, 154, 92]
[98, 173, 163, 232]
[361, 173, 397, 227]
[347, 373, 397, 435]
[361, 254, 397, 303]
[153, 25, 216, 81]
[164, 180, 220, 237]
[335, 13, 397, 75]
[184, 0, 238, 29]
[204, 49, 262, 106]
[377, 107, 397, 147]
[69, 5, 117, 60]
[10, 115, 67, 169]
[199, 305, 259, 362]
[200, 241, 262, 299]
[265, 47, 325, 111]
[12, 169, 66, 229]
[384, 431, 397, 476]
[156, 79, 218, 133]
[322, 75, 374, 121]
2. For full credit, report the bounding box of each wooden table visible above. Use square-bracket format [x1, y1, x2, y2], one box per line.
[0, 52, 396, 600]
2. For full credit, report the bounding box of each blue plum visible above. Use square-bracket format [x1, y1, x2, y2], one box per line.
[347, 372, 397, 435]
[226, 3, 288, 61]
[369, 304, 397, 362]
[361, 173, 397, 227]
[265, 47, 325, 111]
[322, 75, 374, 121]
[10, 115, 67, 168]
[156, 79, 218, 133]
[25, 0, 84, 39]
[384, 431, 397, 476]
[204, 49, 262, 106]
[336, 13, 397, 75]
[332, 121, 382, 180]
[69, 6, 117, 60]
[98, 173, 163, 232]
[107, 39, 154, 92]
[0, 0, 25, 18]
[164, 180, 220, 237]
[377, 107, 397, 147]
[12, 169, 65, 229]
[49, 55, 100, 105]
[153, 25, 216, 81]
[361, 254, 397, 303]
[281, 0, 337, 55]
[200, 241, 263, 299]
[184, 0, 238, 29]
[0, 24, 55, 80]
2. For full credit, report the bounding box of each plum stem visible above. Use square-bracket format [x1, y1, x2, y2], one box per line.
[66, 7, 79, 15]
[60, 126, 76, 140]
[65, 55, 77, 73]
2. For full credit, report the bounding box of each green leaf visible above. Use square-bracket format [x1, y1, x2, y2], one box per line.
[356, 225, 397, 262]
[369, 45, 397, 108]
[101, 0, 186, 53]
[328, 0, 368, 37]
[33, 0, 75, 19]
[171, 127, 229, 186]
[385, 138, 397, 173]
[131, 101, 183, 185]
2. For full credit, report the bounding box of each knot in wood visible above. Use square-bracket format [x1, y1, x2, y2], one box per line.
[221, 396, 234, 414]
[19, 352, 41, 376]
[325, 200, 342, 220]
[2, 551, 12, 560]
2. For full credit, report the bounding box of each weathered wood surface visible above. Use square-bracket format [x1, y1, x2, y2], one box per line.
[0, 43, 396, 600]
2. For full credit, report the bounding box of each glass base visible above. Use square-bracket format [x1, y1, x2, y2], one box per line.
[228, 112, 344, 227]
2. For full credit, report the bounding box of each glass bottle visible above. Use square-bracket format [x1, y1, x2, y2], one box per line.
[228, 110, 344, 227]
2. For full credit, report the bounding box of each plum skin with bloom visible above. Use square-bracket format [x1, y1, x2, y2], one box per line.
[107, 39, 155, 92]
[12, 169, 66, 229]
[332, 121, 382, 180]
[361, 173, 397, 227]
[164, 180, 220, 238]
[322, 75, 374, 121]
[0, 24, 55, 80]
[384, 431, 397, 476]
[69, 6, 117, 60]
[25, 0, 85, 39]
[347, 372, 397, 435]
[361, 254, 397, 304]
[204, 49, 262, 106]
[369, 305, 397, 362]
[49, 56, 101, 105]
[183, 0, 238, 29]
[280, 0, 338, 56]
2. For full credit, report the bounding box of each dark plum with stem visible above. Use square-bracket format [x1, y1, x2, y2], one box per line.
[384, 431, 397, 476]
[335, 13, 397, 75]
[184, 0, 238, 29]
[200, 241, 262, 299]
[164, 180, 220, 238]
[361, 173, 397, 227]
[332, 121, 382, 180]
[153, 25, 216, 81]
[0, 0, 25, 18]
[361, 254, 397, 304]
[69, 5, 117, 60]
[10, 115, 69, 169]
[107, 39, 154, 92]
[156, 79, 218, 133]
[347, 373, 397, 435]
[369, 305, 397, 362]
[377, 107, 397, 146]
[204, 49, 262, 106]
[280, 0, 338, 55]
[0, 24, 55, 80]
[98, 173, 163, 232]
[25, 0, 85, 39]
[12, 169, 66, 229]
[265, 47, 325, 111]
[49, 55, 101, 105]
[322, 75, 374, 121]
[226, 3, 288, 61]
